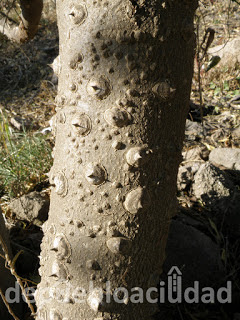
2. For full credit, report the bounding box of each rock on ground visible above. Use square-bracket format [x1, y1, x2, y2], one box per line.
[177, 162, 201, 191]
[182, 146, 209, 162]
[9, 191, 49, 226]
[192, 162, 233, 208]
[163, 219, 224, 289]
[192, 161, 240, 236]
[209, 37, 240, 67]
[185, 119, 204, 140]
[209, 147, 240, 170]
[42, 0, 56, 21]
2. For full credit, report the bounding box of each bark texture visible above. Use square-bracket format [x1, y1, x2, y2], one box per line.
[0, 0, 43, 42]
[36, 1, 198, 319]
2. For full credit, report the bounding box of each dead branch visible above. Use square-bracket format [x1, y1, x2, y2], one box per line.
[0, 233, 36, 316]
[0, 0, 43, 43]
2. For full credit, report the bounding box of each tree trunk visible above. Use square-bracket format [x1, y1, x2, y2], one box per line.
[36, 1, 198, 319]
[0, 0, 43, 43]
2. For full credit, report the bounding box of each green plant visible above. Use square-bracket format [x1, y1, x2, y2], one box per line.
[0, 111, 52, 199]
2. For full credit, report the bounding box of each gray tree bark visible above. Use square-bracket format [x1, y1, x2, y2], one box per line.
[36, 1, 198, 319]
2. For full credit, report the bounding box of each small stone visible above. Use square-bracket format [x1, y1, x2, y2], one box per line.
[8, 191, 49, 226]
[209, 148, 240, 170]
[192, 162, 233, 208]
